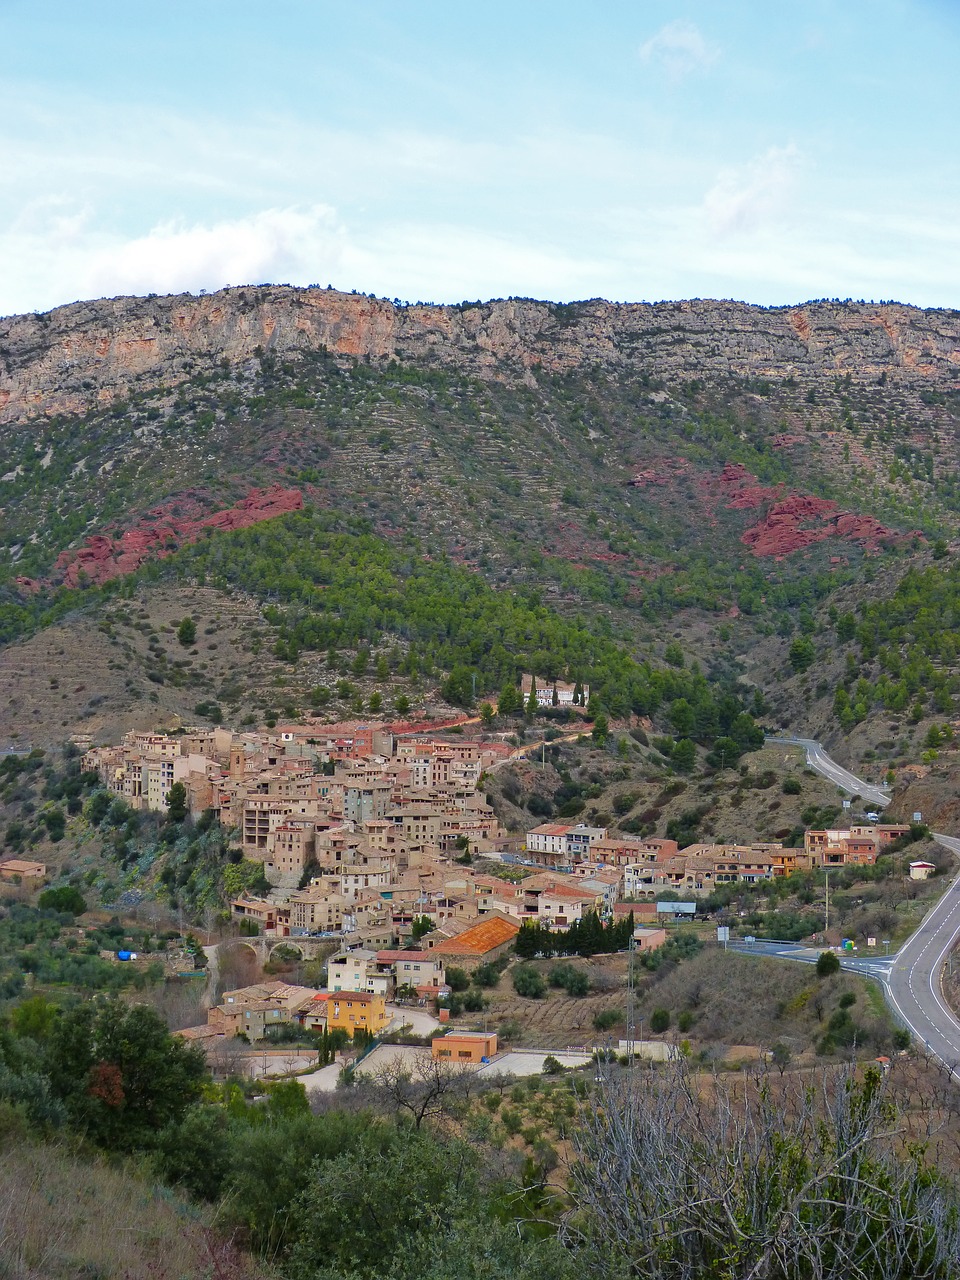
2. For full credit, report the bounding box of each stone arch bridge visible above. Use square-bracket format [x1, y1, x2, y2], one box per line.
[226, 936, 340, 966]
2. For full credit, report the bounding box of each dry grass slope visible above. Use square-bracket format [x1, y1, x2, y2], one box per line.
[0, 1128, 269, 1280]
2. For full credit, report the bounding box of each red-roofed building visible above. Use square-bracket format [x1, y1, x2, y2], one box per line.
[430, 915, 520, 968]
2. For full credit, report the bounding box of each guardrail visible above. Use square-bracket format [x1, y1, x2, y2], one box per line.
[727, 938, 812, 948]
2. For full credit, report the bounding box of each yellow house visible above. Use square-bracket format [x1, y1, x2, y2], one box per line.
[326, 990, 389, 1038]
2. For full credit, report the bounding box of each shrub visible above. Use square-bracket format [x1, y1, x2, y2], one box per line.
[546, 960, 591, 997]
[650, 1008, 670, 1034]
[592, 1008, 622, 1032]
[563, 969, 590, 997]
[37, 886, 86, 916]
[471, 962, 503, 989]
[446, 967, 470, 993]
[782, 777, 802, 795]
[816, 950, 841, 977]
[512, 966, 547, 999]
[501, 1107, 523, 1135]
[176, 617, 197, 647]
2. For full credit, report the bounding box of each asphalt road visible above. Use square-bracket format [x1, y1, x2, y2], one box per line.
[765, 735, 891, 810]
[735, 741, 960, 1064]
[885, 834, 960, 1074]
[727, 938, 896, 982]
[729, 839, 960, 1074]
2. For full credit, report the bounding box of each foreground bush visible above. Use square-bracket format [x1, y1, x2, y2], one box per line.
[569, 1061, 960, 1279]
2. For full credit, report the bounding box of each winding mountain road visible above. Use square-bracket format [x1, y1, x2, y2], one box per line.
[886, 834, 960, 1075]
[765, 735, 891, 810]
[761, 738, 960, 1072]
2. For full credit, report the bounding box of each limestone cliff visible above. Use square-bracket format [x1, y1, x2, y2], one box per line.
[1, 287, 959, 425]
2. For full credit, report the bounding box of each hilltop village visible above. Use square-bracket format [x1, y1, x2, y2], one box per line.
[79, 717, 918, 1048]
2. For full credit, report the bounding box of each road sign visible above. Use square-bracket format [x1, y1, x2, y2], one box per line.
[914, 812, 923, 822]
[867, 936, 876, 948]
[717, 926, 730, 942]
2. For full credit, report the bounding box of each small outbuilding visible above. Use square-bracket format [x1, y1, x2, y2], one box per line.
[909, 860, 937, 881]
[431, 1031, 498, 1063]
[633, 926, 668, 952]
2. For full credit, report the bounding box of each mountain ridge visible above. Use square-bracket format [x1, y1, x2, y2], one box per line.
[2, 285, 959, 426]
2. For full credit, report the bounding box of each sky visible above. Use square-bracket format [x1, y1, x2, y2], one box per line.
[1, 0, 958, 315]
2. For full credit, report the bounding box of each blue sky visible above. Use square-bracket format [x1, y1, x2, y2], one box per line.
[1, 0, 958, 314]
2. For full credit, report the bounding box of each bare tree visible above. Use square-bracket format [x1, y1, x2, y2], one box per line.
[207, 1035, 249, 1081]
[564, 1059, 960, 1279]
[146, 977, 206, 1031]
[370, 1054, 477, 1130]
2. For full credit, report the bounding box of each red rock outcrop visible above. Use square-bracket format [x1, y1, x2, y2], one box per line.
[741, 495, 837, 557]
[53, 486, 303, 588]
[740, 493, 902, 559]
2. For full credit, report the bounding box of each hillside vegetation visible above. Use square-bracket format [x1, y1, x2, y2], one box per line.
[1, 293, 960, 754]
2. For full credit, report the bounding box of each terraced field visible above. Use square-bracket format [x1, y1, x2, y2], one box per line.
[466, 955, 630, 1051]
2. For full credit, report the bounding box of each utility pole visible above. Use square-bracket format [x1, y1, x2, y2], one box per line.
[625, 932, 636, 1065]
[825, 871, 830, 938]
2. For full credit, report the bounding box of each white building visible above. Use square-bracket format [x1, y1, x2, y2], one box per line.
[520, 674, 589, 708]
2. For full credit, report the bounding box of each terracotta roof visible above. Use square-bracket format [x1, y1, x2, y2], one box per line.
[432, 915, 520, 956]
[176, 1025, 226, 1041]
[0, 859, 46, 876]
[540, 885, 599, 901]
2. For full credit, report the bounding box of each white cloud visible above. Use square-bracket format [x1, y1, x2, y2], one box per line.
[80, 205, 350, 298]
[0, 205, 366, 314]
[0, 201, 613, 316]
[702, 145, 801, 236]
[639, 20, 718, 78]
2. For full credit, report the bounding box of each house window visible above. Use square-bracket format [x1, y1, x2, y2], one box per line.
[458, 1050, 472, 1059]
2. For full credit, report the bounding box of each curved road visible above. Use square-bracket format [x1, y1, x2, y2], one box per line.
[765, 735, 891, 810]
[760, 738, 960, 1070]
[886, 834, 960, 1075]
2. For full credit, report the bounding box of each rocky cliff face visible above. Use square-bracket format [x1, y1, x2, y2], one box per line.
[1, 287, 959, 426]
